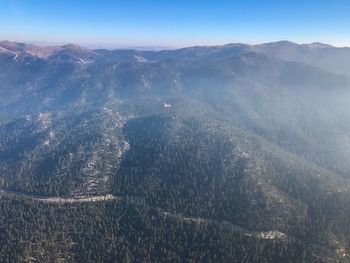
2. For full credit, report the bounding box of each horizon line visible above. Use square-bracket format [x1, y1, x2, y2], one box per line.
[1, 39, 349, 51]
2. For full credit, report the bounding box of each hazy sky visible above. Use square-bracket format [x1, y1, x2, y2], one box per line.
[0, 0, 349, 48]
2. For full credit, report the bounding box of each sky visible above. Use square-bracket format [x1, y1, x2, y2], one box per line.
[0, 0, 349, 48]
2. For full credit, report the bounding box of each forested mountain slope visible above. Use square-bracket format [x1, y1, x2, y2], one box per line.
[1, 41, 350, 262]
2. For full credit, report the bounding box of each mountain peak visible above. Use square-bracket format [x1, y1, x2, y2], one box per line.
[61, 43, 85, 50]
[307, 42, 334, 48]
[259, 40, 299, 47]
[0, 40, 96, 59]
[0, 40, 25, 52]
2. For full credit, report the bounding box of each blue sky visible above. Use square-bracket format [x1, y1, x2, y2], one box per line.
[0, 0, 349, 48]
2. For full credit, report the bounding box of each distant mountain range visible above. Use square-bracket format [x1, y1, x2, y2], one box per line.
[2, 40, 350, 74]
[0, 40, 350, 262]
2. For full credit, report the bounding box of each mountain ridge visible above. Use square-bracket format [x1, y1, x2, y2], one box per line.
[2, 39, 350, 78]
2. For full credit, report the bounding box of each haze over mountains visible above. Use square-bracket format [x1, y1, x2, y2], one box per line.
[1, 40, 350, 262]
